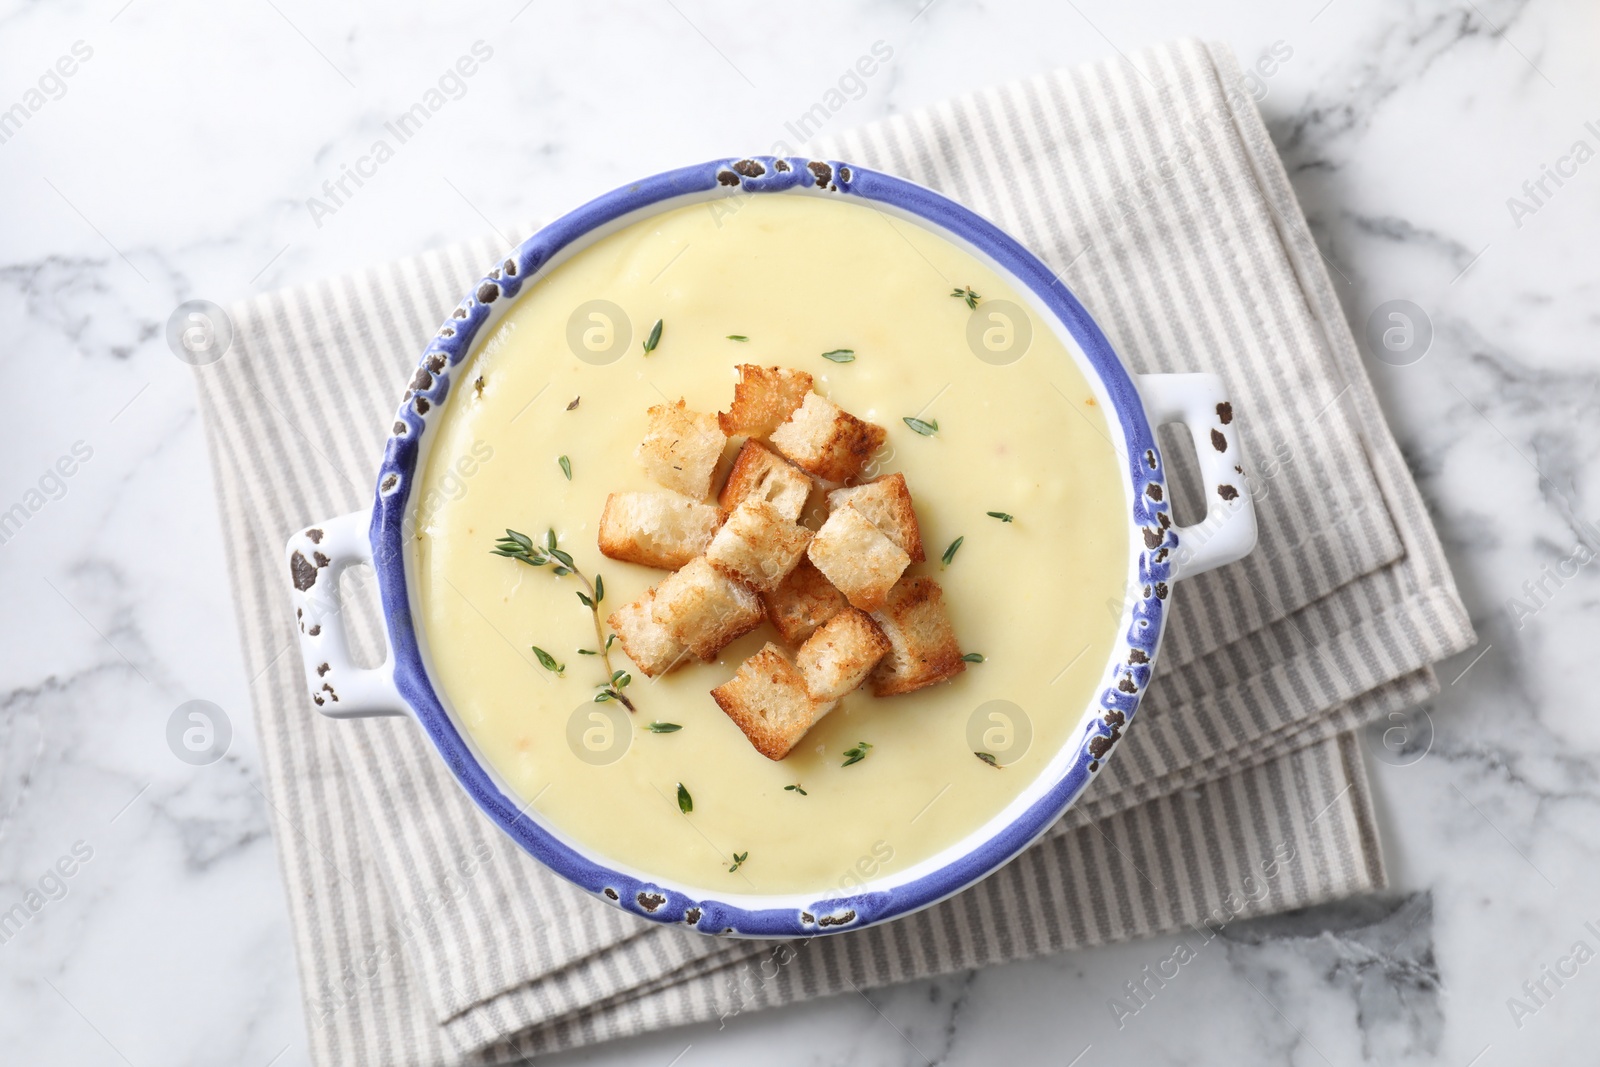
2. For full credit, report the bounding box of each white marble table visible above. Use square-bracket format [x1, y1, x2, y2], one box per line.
[2, 0, 1593, 1063]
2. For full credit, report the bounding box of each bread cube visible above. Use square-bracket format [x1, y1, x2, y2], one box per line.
[769, 393, 886, 484]
[597, 491, 721, 570]
[705, 499, 813, 592]
[826, 473, 925, 563]
[806, 503, 910, 613]
[761, 558, 848, 645]
[606, 590, 689, 678]
[717, 439, 813, 522]
[711, 643, 833, 760]
[796, 608, 890, 701]
[649, 556, 763, 661]
[637, 400, 726, 500]
[718, 364, 814, 438]
[869, 577, 966, 696]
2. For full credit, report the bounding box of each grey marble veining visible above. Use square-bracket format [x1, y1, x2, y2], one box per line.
[1, 0, 1595, 1063]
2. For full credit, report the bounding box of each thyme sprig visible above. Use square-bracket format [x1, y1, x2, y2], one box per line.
[821, 349, 855, 363]
[951, 286, 981, 309]
[841, 741, 872, 767]
[986, 511, 1013, 523]
[728, 851, 748, 873]
[492, 528, 635, 711]
[643, 318, 663, 355]
[593, 668, 632, 705]
[784, 783, 807, 795]
[903, 416, 939, 436]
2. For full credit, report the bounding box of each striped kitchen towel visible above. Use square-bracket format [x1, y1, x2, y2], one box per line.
[191, 38, 1473, 1065]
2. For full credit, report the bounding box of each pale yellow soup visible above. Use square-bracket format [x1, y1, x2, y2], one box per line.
[413, 193, 1128, 896]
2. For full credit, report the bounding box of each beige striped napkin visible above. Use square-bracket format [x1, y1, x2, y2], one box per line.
[193, 39, 1472, 1065]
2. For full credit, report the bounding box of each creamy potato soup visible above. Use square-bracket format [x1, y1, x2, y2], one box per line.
[414, 193, 1128, 895]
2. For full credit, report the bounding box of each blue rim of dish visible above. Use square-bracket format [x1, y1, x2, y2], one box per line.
[370, 157, 1174, 937]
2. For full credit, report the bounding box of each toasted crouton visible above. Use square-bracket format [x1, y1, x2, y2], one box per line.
[606, 590, 690, 678]
[650, 556, 763, 661]
[718, 364, 814, 438]
[761, 559, 848, 644]
[705, 499, 813, 592]
[796, 608, 891, 700]
[712, 643, 833, 760]
[597, 491, 721, 570]
[826, 473, 925, 563]
[717, 440, 813, 522]
[636, 400, 727, 500]
[806, 504, 910, 613]
[869, 577, 966, 696]
[768, 393, 886, 483]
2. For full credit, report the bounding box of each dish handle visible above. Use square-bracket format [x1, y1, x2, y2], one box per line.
[284, 509, 409, 719]
[1137, 373, 1259, 581]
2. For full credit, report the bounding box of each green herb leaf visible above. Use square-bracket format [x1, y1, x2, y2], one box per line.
[676, 783, 693, 814]
[567, 396, 580, 410]
[728, 851, 748, 873]
[593, 574, 604, 604]
[950, 286, 981, 309]
[605, 633, 617, 650]
[647, 722, 682, 733]
[941, 536, 964, 567]
[491, 529, 549, 567]
[577, 648, 597, 656]
[544, 528, 558, 552]
[576, 591, 594, 608]
[558, 455, 572, 481]
[986, 511, 1014, 523]
[531, 646, 564, 674]
[611, 669, 631, 689]
[841, 741, 873, 768]
[643, 318, 663, 355]
[962, 652, 985, 663]
[593, 690, 614, 703]
[903, 416, 939, 436]
[550, 547, 575, 568]
[975, 751, 1001, 768]
[726, 334, 748, 341]
[821, 349, 855, 363]
[784, 783, 808, 796]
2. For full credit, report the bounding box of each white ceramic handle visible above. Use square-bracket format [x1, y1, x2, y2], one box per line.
[284, 509, 408, 719]
[1138, 373, 1259, 581]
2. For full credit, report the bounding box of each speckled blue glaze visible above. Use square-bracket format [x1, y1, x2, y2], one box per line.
[369, 157, 1174, 938]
